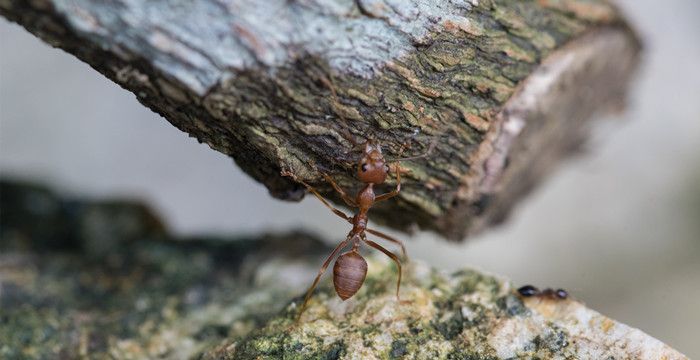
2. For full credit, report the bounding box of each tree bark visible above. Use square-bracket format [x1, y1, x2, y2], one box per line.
[0, 0, 641, 240]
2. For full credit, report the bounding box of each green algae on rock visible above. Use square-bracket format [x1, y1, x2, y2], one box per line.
[0, 179, 333, 359]
[1, 180, 687, 359]
[0, 231, 334, 359]
[210, 257, 687, 360]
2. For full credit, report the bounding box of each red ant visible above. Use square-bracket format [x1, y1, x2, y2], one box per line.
[281, 70, 438, 320]
[281, 139, 423, 319]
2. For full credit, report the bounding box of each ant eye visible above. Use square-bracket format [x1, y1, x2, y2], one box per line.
[361, 164, 368, 172]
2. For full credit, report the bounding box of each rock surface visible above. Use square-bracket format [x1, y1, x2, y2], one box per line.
[0, 179, 687, 359]
[0, 179, 331, 359]
[211, 256, 687, 360]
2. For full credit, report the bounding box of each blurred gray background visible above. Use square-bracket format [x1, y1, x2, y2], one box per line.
[1, 0, 699, 356]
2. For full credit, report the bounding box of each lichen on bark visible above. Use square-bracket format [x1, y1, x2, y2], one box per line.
[0, 0, 641, 240]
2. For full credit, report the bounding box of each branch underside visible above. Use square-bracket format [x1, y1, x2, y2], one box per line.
[0, 0, 641, 240]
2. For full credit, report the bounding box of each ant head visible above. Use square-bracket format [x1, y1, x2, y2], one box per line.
[554, 289, 568, 299]
[357, 140, 388, 184]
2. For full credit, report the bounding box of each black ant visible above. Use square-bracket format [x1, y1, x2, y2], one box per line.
[517, 285, 569, 300]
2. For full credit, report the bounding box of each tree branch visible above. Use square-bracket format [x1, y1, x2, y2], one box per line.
[0, 0, 641, 240]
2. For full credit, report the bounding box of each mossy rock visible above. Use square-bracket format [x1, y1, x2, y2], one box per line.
[207, 258, 686, 360]
[0, 179, 687, 359]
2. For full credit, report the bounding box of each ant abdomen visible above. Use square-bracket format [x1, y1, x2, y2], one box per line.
[333, 251, 368, 300]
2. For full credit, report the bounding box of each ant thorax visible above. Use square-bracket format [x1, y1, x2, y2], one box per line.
[356, 185, 375, 210]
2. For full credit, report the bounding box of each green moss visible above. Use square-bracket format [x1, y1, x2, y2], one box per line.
[224, 258, 515, 358]
[447, 351, 499, 360]
[0, 187, 332, 359]
[390, 339, 408, 359]
[322, 341, 346, 360]
[451, 269, 502, 299]
[541, 327, 570, 353]
[432, 311, 464, 340]
[496, 294, 529, 317]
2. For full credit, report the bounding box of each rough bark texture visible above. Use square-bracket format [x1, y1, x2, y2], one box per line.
[0, 179, 686, 359]
[0, 0, 641, 240]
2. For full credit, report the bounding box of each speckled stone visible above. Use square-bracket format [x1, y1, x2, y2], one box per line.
[0, 179, 687, 359]
[211, 257, 688, 360]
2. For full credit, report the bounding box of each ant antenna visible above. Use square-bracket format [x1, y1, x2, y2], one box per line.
[385, 130, 442, 162]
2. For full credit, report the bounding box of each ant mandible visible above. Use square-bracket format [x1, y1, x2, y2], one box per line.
[281, 139, 413, 320]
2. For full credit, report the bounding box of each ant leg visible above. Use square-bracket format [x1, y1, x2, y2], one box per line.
[297, 238, 351, 321]
[375, 163, 401, 202]
[366, 228, 407, 259]
[282, 170, 352, 223]
[363, 239, 402, 302]
[322, 173, 357, 208]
